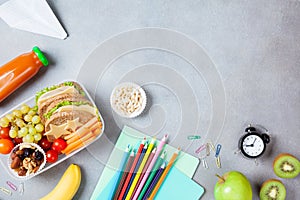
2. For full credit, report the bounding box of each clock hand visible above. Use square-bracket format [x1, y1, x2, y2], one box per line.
[252, 138, 257, 145]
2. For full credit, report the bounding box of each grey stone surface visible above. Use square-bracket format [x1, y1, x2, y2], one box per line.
[0, 0, 299, 199]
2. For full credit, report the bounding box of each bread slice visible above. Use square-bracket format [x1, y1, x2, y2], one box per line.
[38, 93, 91, 124]
[36, 81, 85, 105]
[44, 104, 99, 131]
[44, 110, 95, 132]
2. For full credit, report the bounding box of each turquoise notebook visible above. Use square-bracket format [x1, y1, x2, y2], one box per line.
[97, 165, 204, 200]
[90, 126, 205, 200]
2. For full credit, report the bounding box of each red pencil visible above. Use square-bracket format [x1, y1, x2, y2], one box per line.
[113, 151, 135, 200]
[118, 139, 146, 200]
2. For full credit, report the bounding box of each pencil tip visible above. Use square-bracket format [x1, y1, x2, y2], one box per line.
[162, 134, 168, 141]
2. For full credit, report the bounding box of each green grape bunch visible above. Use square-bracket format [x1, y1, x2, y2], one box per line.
[0, 104, 45, 143]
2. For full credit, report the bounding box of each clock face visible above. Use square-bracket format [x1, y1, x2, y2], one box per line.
[241, 133, 265, 158]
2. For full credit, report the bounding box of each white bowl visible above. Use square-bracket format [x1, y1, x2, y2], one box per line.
[7, 143, 46, 180]
[110, 82, 147, 118]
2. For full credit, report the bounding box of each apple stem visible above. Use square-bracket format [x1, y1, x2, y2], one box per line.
[215, 174, 225, 182]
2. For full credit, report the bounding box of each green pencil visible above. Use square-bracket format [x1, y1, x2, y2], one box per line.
[137, 151, 166, 200]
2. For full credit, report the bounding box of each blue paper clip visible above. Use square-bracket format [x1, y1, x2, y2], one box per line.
[215, 144, 222, 157]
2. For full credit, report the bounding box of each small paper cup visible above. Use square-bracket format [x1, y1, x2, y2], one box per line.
[110, 82, 147, 118]
[7, 143, 46, 180]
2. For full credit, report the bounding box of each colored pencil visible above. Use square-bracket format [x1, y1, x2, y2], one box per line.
[137, 151, 166, 200]
[125, 138, 156, 200]
[132, 147, 156, 198]
[134, 135, 168, 200]
[118, 139, 146, 200]
[109, 145, 131, 199]
[142, 162, 166, 200]
[113, 151, 135, 200]
[148, 148, 180, 200]
[124, 143, 148, 199]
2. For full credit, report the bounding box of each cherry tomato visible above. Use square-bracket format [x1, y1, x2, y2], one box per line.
[0, 126, 10, 139]
[38, 137, 52, 151]
[13, 137, 23, 145]
[51, 138, 67, 153]
[0, 139, 14, 154]
[46, 150, 58, 163]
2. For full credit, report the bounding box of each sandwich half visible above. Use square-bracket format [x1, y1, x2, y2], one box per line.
[35, 81, 102, 142]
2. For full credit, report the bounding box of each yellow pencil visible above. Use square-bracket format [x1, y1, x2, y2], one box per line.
[125, 138, 156, 200]
[148, 147, 180, 200]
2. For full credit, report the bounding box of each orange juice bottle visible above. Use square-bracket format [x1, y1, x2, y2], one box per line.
[0, 46, 48, 103]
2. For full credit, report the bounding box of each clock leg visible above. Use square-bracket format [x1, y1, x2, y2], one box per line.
[234, 148, 241, 155]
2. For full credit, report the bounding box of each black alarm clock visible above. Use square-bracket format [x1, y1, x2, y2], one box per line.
[239, 125, 270, 159]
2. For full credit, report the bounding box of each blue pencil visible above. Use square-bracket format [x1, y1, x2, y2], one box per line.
[123, 142, 148, 200]
[108, 144, 131, 199]
[142, 162, 166, 200]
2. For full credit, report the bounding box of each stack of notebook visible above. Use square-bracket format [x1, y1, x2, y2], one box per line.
[91, 126, 204, 200]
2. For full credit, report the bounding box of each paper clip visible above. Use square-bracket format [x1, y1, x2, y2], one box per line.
[206, 143, 210, 156]
[0, 186, 12, 196]
[202, 158, 209, 169]
[195, 144, 206, 154]
[215, 144, 222, 157]
[208, 142, 215, 151]
[18, 182, 24, 195]
[6, 181, 17, 191]
[187, 135, 201, 140]
[216, 156, 221, 168]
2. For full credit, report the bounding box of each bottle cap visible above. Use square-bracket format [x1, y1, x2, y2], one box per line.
[32, 46, 49, 66]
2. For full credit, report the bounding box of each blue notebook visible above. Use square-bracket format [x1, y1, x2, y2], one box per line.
[97, 166, 204, 200]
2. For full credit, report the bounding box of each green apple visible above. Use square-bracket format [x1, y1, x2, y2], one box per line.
[214, 171, 252, 200]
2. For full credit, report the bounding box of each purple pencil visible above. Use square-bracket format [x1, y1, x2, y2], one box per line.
[142, 162, 166, 200]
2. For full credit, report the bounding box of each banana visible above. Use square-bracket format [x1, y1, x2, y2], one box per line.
[40, 164, 81, 200]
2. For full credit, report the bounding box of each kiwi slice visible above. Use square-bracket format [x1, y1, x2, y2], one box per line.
[273, 153, 300, 179]
[260, 179, 286, 200]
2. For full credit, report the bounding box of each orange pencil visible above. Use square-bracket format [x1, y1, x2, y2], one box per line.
[148, 148, 180, 200]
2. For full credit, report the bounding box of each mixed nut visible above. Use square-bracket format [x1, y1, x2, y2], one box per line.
[10, 144, 45, 176]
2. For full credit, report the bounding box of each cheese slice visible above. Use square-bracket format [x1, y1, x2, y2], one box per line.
[38, 86, 78, 104]
[55, 104, 98, 116]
